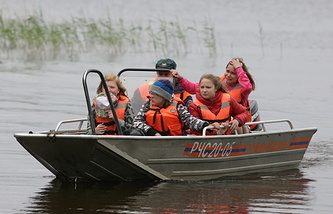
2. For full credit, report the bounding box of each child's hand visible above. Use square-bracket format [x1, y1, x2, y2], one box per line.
[210, 122, 221, 130]
[171, 69, 183, 80]
[228, 119, 239, 132]
[107, 110, 114, 119]
[211, 122, 228, 135]
[95, 124, 106, 134]
[230, 58, 243, 69]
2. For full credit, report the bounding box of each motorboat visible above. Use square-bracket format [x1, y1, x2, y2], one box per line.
[14, 69, 317, 182]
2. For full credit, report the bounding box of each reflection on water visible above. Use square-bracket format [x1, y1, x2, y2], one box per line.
[20, 170, 312, 213]
[19, 180, 154, 213]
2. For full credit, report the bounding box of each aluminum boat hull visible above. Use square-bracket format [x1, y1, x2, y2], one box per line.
[14, 127, 317, 182]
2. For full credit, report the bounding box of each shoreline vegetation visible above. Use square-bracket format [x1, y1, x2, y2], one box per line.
[0, 14, 217, 61]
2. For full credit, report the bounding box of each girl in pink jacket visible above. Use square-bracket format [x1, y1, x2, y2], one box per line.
[172, 58, 255, 133]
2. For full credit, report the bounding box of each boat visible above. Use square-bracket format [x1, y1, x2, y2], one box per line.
[14, 69, 317, 182]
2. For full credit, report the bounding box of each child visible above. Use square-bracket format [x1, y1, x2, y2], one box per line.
[189, 74, 250, 135]
[172, 58, 255, 133]
[131, 79, 220, 136]
[92, 74, 134, 135]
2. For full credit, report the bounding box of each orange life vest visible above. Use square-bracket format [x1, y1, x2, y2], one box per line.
[193, 93, 231, 123]
[95, 94, 129, 135]
[220, 75, 251, 123]
[139, 81, 191, 105]
[145, 98, 183, 136]
[174, 90, 192, 103]
[138, 82, 151, 100]
[220, 75, 242, 104]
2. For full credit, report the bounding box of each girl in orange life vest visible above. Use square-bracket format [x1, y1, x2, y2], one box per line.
[222, 58, 255, 107]
[189, 74, 250, 136]
[91, 74, 134, 135]
[172, 58, 255, 133]
[172, 58, 255, 107]
[131, 79, 218, 136]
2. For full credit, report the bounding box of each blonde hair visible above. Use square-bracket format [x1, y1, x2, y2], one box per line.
[199, 73, 227, 92]
[226, 57, 256, 90]
[97, 73, 128, 97]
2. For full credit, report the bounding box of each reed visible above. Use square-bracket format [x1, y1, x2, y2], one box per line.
[0, 14, 219, 61]
[280, 42, 284, 60]
[0, 16, 18, 49]
[202, 24, 217, 57]
[203, 20, 217, 57]
[126, 24, 143, 52]
[257, 21, 265, 57]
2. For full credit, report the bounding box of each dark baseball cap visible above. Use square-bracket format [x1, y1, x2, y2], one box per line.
[155, 58, 177, 70]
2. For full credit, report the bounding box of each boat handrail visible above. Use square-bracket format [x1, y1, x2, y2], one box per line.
[55, 118, 88, 132]
[245, 119, 294, 132]
[202, 125, 238, 136]
[203, 119, 294, 136]
[117, 68, 171, 77]
[82, 69, 123, 135]
[117, 68, 176, 94]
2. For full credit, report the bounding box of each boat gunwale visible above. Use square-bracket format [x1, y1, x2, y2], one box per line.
[14, 127, 318, 140]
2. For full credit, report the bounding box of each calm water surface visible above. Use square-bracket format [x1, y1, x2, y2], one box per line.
[1, 0, 333, 213]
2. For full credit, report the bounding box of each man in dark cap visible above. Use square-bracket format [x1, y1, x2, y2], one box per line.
[155, 58, 177, 76]
[131, 58, 192, 114]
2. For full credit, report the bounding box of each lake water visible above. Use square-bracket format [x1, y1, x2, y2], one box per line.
[1, 0, 333, 213]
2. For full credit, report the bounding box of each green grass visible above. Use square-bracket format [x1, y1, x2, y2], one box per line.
[0, 14, 218, 61]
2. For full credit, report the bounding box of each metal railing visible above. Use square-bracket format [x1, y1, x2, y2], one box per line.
[202, 119, 294, 136]
[55, 118, 88, 132]
[117, 68, 171, 77]
[245, 119, 293, 132]
[202, 125, 238, 136]
[47, 118, 89, 135]
[82, 69, 123, 135]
